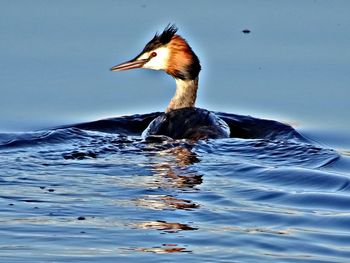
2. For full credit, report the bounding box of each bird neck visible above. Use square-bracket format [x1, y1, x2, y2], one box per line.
[166, 78, 199, 113]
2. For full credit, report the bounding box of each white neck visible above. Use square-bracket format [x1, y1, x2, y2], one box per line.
[166, 78, 198, 113]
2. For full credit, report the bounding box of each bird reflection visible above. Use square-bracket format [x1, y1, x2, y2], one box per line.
[135, 244, 190, 254]
[130, 142, 201, 253]
[135, 194, 199, 210]
[135, 143, 202, 206]
[135, 220, 197, 233]
[149, 145, 202, 190]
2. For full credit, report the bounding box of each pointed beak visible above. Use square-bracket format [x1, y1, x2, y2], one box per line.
[110, 58, 148, 72]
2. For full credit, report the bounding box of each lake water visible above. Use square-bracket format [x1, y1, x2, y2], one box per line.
[1, 1, 350, 262]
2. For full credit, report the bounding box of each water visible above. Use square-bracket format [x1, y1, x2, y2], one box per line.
[1, 1, 350, 262]
[0, 1, 349, 132]
[1, 112, 350, 263]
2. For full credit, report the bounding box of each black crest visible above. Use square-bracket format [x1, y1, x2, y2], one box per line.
[141, 24, 178, 53]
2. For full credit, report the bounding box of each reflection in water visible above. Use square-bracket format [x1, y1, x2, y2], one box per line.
[162, 146, 200, 166]
[132, 144, 201, 253]
[135, 220, 197, 232]
[134, 244, 190, 254]
[220, 225, 292, 235]
[340, 150, 350, 156]
[135, 195, 199, 211]
[151, 146, 202, 189]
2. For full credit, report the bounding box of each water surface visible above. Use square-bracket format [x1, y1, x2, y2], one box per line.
[1, 1, 350, 262]
[1, 113, 349, 262]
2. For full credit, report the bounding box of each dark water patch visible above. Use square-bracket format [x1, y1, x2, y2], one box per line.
[62, 113, 158, 135]
[63, 150, 97, 160]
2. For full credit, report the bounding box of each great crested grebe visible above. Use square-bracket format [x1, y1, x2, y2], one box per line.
[110, 24, 230, 140]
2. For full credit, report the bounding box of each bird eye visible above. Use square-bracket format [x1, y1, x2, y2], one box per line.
[150, 52, 157, 57]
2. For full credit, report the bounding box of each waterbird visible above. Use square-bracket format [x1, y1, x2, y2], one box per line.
[110, 24, 230, 140]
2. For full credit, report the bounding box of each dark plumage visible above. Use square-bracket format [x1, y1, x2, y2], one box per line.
[143, 108, 230, 140]
[141, 24, 178, 53]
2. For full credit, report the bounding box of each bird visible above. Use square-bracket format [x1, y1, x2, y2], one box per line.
[110, 24, 230, 140]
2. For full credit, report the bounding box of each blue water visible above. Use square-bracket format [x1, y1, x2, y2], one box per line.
[1, 113, 350, 262]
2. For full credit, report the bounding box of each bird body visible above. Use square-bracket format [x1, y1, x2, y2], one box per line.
[111, 25, 230, 140]
[143, 107, 230, 140]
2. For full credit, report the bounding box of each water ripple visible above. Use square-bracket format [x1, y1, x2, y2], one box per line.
[0, 112, 349, 262]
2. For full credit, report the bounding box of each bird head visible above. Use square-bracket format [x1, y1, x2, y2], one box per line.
[111, 24, 201, 80]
